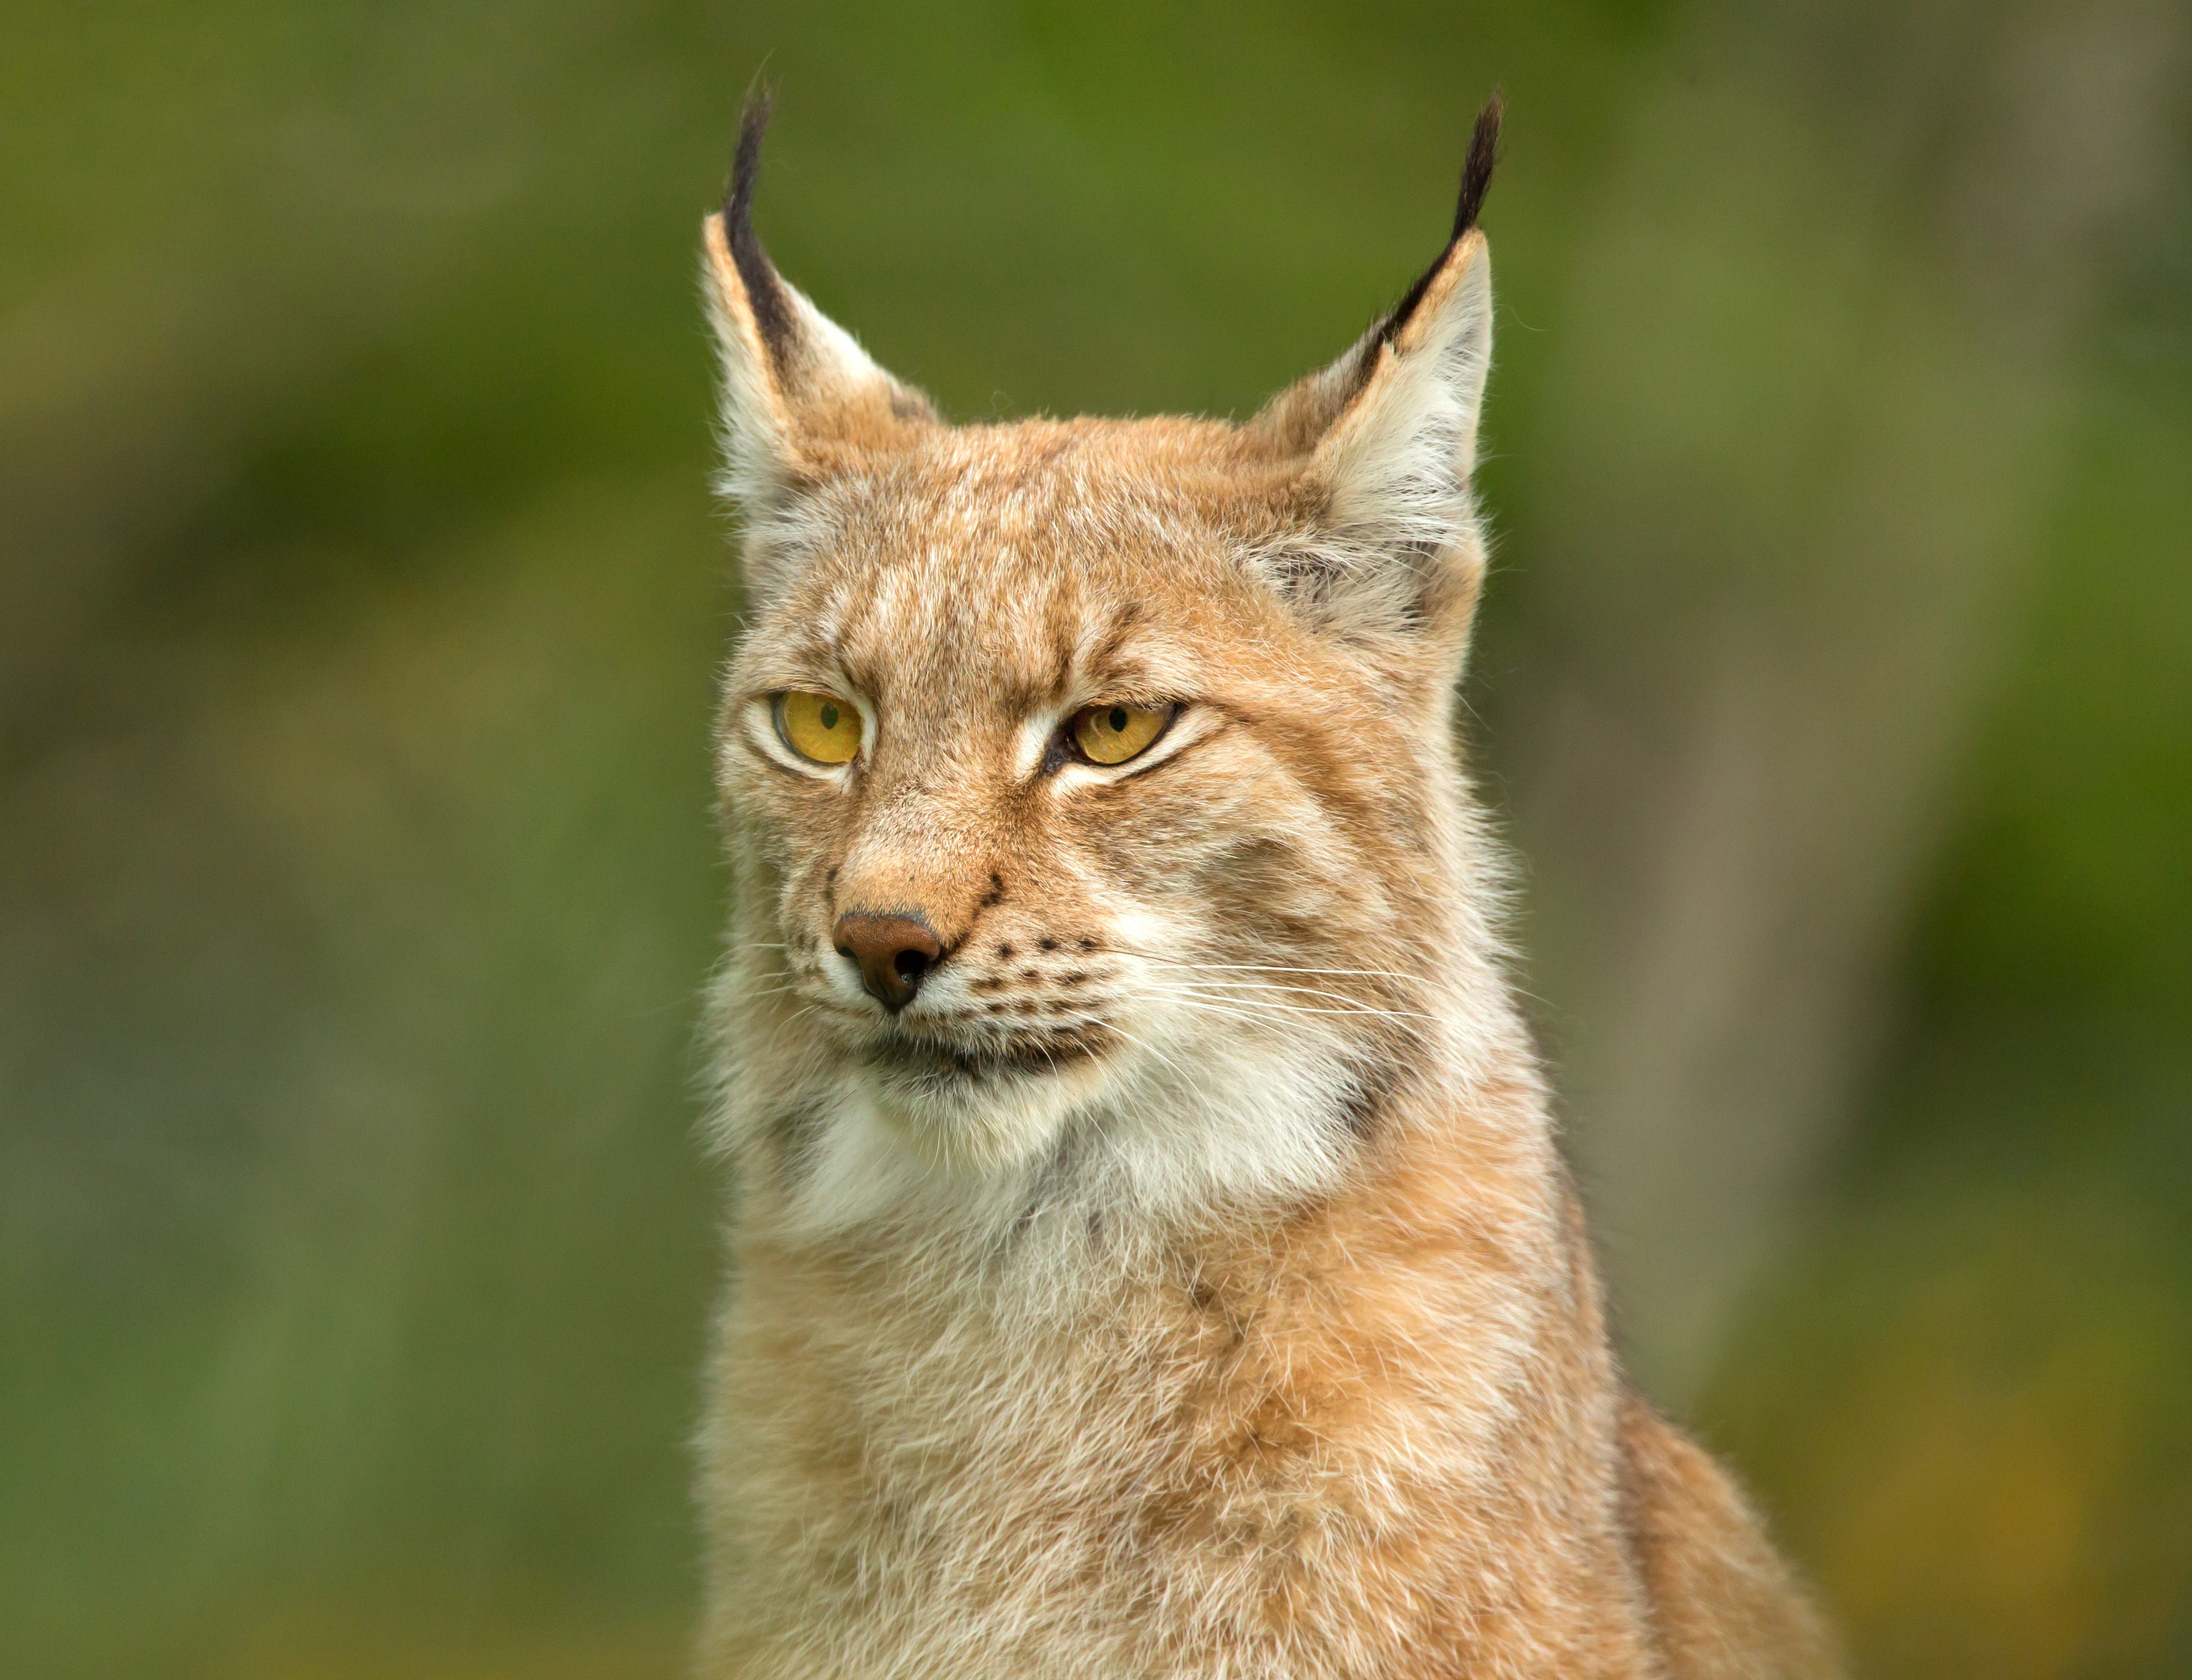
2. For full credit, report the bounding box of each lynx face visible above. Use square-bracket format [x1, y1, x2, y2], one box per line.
[708, 101, 1502, 1225]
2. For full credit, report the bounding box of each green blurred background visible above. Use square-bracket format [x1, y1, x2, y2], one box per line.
[4, 2, 2188, 1676]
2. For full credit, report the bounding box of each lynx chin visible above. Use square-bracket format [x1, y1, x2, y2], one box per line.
[693, 91, 1840, 1679]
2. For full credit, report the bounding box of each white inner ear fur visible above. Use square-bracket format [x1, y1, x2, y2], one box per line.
[1308, 232, 1494, 590]
[791, 290, 899, 401]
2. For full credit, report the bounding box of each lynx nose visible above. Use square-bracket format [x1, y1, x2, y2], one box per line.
[833, 913, 942, 1013]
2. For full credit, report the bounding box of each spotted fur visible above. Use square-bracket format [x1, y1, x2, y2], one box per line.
[693, 99, 1839, 1679]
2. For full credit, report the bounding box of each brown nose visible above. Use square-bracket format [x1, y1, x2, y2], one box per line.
[833, 913, 942, 1013]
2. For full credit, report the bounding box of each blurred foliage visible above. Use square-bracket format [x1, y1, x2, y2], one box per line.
[1700, 391, 2192, 1676]
[2, 2, 2186, 1678]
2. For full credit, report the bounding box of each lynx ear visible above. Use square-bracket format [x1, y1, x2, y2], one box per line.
[1248, 98, 1500, 647]
[702, 93, 936, 521]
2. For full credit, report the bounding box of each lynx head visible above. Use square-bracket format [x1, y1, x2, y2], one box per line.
[706, 95, 1516, 1236]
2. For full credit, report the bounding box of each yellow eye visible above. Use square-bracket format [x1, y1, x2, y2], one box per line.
[775, 691, 863, 765]
[1071, 701, 1171, 766]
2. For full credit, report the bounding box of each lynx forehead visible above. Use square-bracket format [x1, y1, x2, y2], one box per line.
[697, 91, 1838, 1680]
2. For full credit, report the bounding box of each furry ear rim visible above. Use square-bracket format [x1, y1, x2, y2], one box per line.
[702, 208, 802, 509]
[701, 90, 937, 512]
[1245, 98, 1500, 647]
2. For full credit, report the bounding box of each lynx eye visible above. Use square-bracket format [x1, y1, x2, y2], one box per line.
[1070, 701, 1171, 766]
[774, 691, 862, 765]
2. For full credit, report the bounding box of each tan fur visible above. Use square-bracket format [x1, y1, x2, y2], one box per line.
[693, 157, 1839, 1678]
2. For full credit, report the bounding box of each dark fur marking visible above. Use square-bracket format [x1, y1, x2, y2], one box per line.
[1343, 1025, 1431, 1142]
[1337, 1070, 1392, 1142]
[724, 87, 798, 377]
[1379, 93, 1502, 350]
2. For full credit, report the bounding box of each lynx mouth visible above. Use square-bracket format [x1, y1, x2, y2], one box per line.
[861, 1030, 1108, 1086]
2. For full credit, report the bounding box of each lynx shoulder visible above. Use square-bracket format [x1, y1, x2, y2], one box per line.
[693, 91, 1839, 1680]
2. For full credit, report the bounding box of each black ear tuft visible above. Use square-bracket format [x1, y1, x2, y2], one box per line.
[724, 83, 795, 372]
[1379, 93, 1504, 349]
[1450, 93, 1502, 241]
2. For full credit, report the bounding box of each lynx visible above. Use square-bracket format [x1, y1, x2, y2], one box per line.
[693, 93, 1839, 1679]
